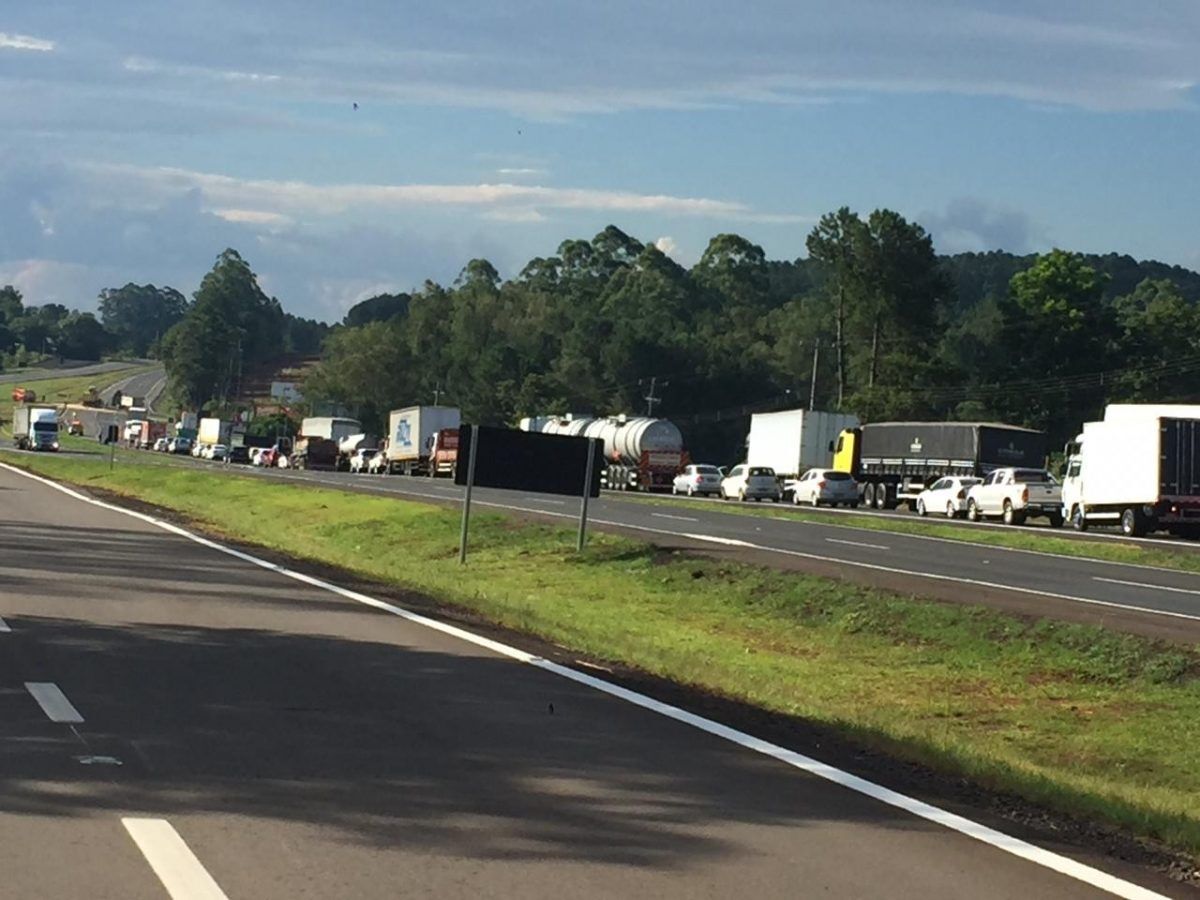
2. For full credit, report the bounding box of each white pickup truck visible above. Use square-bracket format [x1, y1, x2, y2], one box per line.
[966, 467, 1064, 527]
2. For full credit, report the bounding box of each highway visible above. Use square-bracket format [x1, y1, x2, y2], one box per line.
[0, 463, 1185, 899]
[0, 360, 146, 385]
[100, 366, 168, 410]
[128, 454, 1200, 644]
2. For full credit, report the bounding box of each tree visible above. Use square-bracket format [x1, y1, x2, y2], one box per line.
[1112, 279, 1200, 400]
[98, 284, 188, 356]
[0, 285, 22, 324]
[56, 312, 110, 361]
[343, 293, 409, 328]
[806, 208, 867, 407]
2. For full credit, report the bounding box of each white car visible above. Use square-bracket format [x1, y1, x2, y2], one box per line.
[720, 465, 781, 502]
[192, 443, 206, 458]
[672, 464, 723, 497]
[367, 451, 390, 475]
[209, 444, 229, 462]
[349, 448, 378, 473]
[915, 476, 983, 518]
[788, 468, 859, 507]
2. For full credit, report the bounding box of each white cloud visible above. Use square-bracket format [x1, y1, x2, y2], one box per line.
[0, 32, 54, 52]
[82, 162, 801, 222]
[654, 236, 679, 257]
[496, 167, 546, 177]
[212, 208, 293, 227]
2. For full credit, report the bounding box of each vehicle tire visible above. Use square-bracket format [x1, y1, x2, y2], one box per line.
[687, 486, 695, 497]
[671, 484, 678, 495]
[1047, 512, 1064, 529]
[967, 499, 982, 522]
[1071, 505, 1087, 531]
[848, 501, 859, 509]
[793, 490, 802, 506]
[1002, 500, 1024, 526]
[1120, 507, 1147, 538]
[917, 499, 927, 517]
[738, 490, 746, 502]
[810, 493, 819, 508]
[946, 501, 957, 519]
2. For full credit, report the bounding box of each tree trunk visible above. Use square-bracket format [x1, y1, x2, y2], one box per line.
[869, 315, 880, 389]
[835, 285, 846, 407]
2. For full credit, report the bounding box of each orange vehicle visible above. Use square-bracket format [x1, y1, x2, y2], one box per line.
[11, 386, 37, 403]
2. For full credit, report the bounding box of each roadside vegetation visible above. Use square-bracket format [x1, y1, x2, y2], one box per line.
[4, 450, 1199, 859]
[635, 493, 1200, 574]
[0, 366, 159, 430]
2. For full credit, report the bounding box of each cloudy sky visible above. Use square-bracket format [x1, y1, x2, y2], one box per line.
[1, 1, 1198, 321]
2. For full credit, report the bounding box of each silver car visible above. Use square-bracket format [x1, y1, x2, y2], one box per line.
[789, 468, 859, 507]
[721, 465, 782, 502]
[672, 464, 723, 497]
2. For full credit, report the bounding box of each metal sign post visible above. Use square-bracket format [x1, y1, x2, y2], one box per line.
[458, 425, 479, 565]
[577, 438, 597, 552]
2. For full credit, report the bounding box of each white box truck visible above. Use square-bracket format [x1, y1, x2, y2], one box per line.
[384, 406, 461, 475]
[746, 409, 860, 478]
[300, 416, 362, 445]
[197, 417, 231, 448]
[12, 406, 59, 451]
[1062, 406, 1200, 537]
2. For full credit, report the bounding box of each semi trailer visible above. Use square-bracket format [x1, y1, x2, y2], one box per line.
[520, 414, 686, 491]
[831, 421, 1046, 510]
[12, 406, 59, 451]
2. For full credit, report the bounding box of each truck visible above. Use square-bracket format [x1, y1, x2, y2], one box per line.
[1062, 405, 1200, 537]
[290, 436, 338, 470]
[384, 406, 461, 475]
[831, 421, 1047, 511]
[429, 428, 460, 477]
[120, 395, 146, 410]
[966, 467, 1063, 526]
[746, 409, 860, 479]
[300, 417, 363, 446]
[519, 414, 686, 492]
[12, 406, 59, 451]
[137, 420, 168, 450]
[198, 417, 232, 449]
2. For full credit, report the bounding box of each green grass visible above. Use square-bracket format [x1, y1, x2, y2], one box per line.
[5, 450, 1200, 858]
[629, 491, 1200, 575]
[0, 365, 159, 429]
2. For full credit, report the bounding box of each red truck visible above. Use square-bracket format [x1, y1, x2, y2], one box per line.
[429, 428, 460, 478]
[137, 420, 168, 450]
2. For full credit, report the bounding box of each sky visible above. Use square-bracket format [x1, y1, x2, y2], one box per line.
[1, 1, 1198, 322]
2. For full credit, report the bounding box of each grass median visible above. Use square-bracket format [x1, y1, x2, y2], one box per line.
[630, 492, 1200, 575]
[4, 449, 1200, 859]
[0, 365, 159, 427]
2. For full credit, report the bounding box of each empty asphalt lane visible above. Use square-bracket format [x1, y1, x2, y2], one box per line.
[0, 464, 1183, 899]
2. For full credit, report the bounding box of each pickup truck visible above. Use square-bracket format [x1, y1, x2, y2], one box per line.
[966, 468, 1064, 527]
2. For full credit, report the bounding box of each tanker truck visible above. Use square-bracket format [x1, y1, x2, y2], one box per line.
[519, 414, 686, 492]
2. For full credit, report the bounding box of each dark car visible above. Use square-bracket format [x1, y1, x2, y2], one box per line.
[228, 446, 252, 465]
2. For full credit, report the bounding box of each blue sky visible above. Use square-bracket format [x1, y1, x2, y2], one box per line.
[1, 1, 1197, 321]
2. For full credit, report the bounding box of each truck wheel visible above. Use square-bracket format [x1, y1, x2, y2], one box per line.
[967, 499, 982, 522]
[1071, 505, 1087, 531]
[1120, 507, 1147, 538]
[916, 499, 927, 517]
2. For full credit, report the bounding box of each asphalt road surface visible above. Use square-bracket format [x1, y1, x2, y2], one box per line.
[0, 464, 1184, 899]
[100, 366, 168, 411]
[108, 452, 1200, 643]
[0, 360, 145, 385]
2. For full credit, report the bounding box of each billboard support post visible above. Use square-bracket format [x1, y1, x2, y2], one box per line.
[577, 438, 596, 552]
[458, 425, 479, 565]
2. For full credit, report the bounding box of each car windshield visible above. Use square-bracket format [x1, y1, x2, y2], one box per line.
[748, 467, 775, 477]
[823, 471, 852, 481]
[695, 466, 720, 475]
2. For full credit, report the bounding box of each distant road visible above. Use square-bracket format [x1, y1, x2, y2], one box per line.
[0, 463, 1180, 900]
[0, 360, 147, 385]
[99, 367, 167, 411]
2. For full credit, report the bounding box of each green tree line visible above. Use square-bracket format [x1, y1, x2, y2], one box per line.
[303, 213, 1200, 461]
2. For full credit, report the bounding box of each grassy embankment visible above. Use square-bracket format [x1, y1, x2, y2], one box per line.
[4, 449, 1200, 858]
[0, 366, 159, 428]
[631, 492, 1200, 575]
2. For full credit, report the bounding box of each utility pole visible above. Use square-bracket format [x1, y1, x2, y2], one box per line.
[642, 376, 667, 417]
[809, 339, 820, 410]
[432, 382, 442, 405]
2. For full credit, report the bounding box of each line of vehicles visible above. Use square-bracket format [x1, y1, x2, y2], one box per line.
[105, 394, 1200, 541]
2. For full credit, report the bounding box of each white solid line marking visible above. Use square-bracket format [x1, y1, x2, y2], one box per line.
[0, 615, 9, 633]
[1094, 576, 1200, 597]
[24, 682, 83, 723]
[524, 496, 566, 505]
[825, 537, 891, 551]
[123, 818, 229, 900]
[0, 462, 1170, 899]
[651, 512, 700, 522]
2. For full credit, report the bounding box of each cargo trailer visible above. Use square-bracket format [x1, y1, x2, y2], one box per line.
[746, 409, 860, 479]
[832, 421, 1046, 510]
[384, 406, 461, 475]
